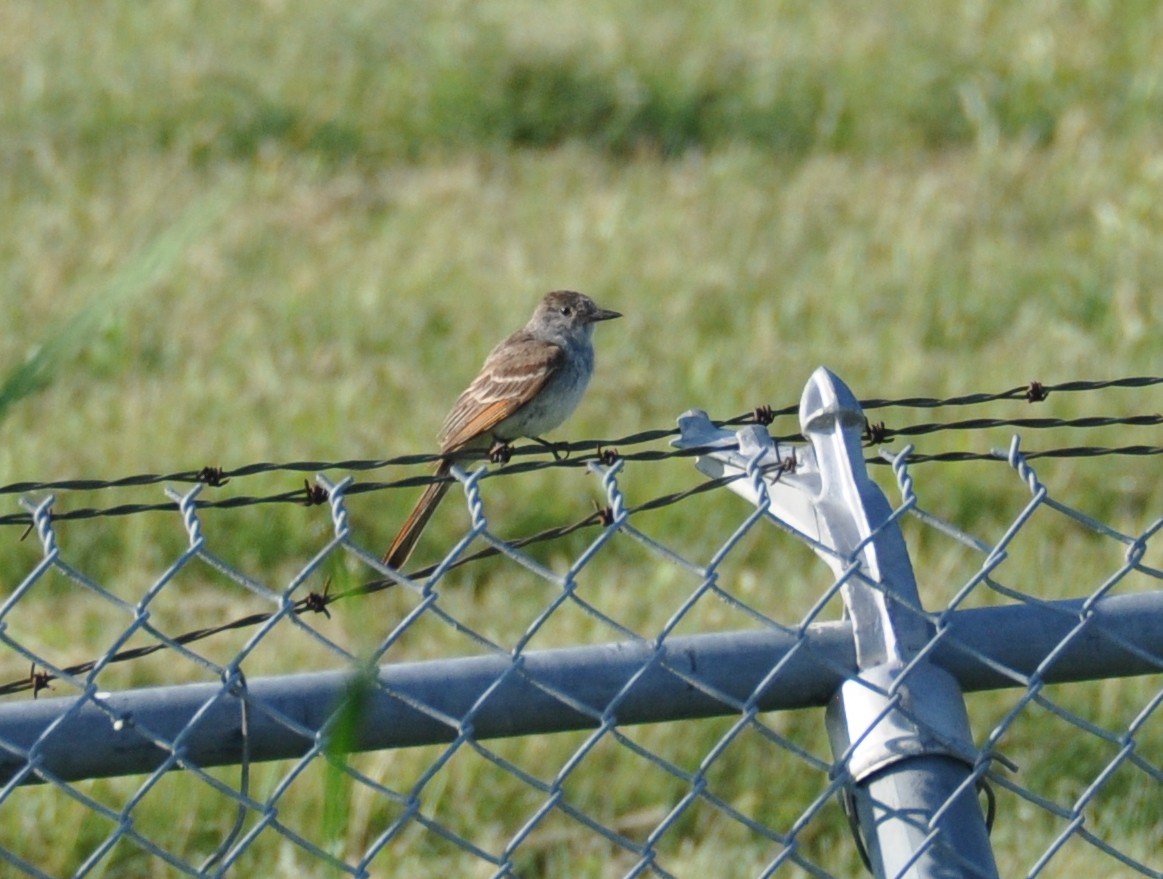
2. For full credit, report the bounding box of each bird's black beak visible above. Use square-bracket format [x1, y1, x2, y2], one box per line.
[592, 307, 622, 322]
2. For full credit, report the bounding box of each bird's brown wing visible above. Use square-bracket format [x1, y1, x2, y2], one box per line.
[437, 334, 565, 452]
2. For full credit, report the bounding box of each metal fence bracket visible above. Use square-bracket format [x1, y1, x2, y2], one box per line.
[677, 367, 1000, 879]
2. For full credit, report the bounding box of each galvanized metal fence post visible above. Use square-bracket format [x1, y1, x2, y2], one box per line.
[676, 366, 999, 878]
[802, 369, 997, 879]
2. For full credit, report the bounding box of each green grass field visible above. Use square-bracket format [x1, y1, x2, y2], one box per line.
[1, 2, 1161, 876]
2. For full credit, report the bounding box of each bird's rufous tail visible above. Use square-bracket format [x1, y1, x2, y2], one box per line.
[382, 460, 452, 570]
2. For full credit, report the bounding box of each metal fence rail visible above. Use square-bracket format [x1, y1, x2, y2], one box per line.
[0, 367, 1160, 878]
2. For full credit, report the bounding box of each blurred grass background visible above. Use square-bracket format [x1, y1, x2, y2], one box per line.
[0, 1, 1161, 876]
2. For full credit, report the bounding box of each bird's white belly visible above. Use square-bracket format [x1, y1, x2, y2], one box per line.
[498, 366, 591, 439]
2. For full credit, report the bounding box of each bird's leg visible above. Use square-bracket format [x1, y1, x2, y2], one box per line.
[487, 438, 514, 464]
[530, 435, 569, 461]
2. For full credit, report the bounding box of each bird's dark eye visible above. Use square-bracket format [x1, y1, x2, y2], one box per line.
[560, 306, 573, 316]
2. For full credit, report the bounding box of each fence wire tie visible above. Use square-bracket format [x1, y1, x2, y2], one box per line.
[453, 465, 489, 532]
[741, 430, 777, 510]
[1123, 526, 1152, 568]
[18, 494, 58, 560]
[838, 784, 874, 874]
[976, 748, 1020, 776]
[885, 443, 918, 507]
[315, 474, 353, 540]
[164, 484, 205, 550]
[973, 749, 1020, 837]
[598, 457, 628, 523]
[1000, 434, 1044, 497]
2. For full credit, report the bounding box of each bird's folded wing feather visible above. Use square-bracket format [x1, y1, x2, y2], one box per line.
[437, 335, 565, 451]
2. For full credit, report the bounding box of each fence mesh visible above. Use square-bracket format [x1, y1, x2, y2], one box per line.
[0, 379, 1161, 879]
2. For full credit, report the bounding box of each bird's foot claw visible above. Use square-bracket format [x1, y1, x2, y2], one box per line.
[488, 440, 514, 464]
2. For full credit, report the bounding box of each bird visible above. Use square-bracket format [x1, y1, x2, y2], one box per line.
[382, 290, 621, 570]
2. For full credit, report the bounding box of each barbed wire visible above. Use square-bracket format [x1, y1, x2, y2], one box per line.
[870, 413, 1162, 441]
[2, 440, 1161, 530]
[2, 438, 1161, 530]
[859, 374, 1163, 408]
[4, 374, 1158, 511]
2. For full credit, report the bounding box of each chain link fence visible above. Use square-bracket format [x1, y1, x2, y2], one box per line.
[0, 368, 1160, 878]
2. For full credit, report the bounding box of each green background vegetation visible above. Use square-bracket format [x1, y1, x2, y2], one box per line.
[1, 1, 1160, 876]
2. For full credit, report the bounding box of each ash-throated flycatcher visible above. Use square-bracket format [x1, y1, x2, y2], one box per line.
[382, 290, 621, 569]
